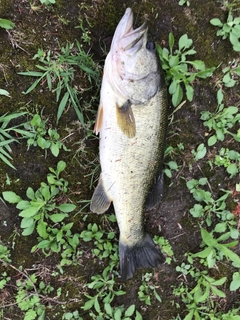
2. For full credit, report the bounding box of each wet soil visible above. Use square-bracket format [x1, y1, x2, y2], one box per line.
[0, 0, 240, 319]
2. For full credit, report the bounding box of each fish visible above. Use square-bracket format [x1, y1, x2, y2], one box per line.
[90, 7, 168, 280]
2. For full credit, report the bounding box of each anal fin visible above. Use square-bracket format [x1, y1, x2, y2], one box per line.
[90, 175, 111, 214]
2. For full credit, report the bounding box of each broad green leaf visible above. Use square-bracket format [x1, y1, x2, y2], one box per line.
[22, 223, 35, 236]
[37, 221, 48, 239]
[172, 83, 183, 107]
[230, 272, 240, 291]
[179, 34, 192, 50]
[2, 191, 21, 203]
[50, 143, 59, 157]
[208, 135, 217, 146]
[125, 305, 135, 317]
[21, 217, 34, 228]
[0, 18, 15, 29]
[57, 160, 66, 174]
[16, 200, 31, 210]
[49, 213, 68, 223]
[185, 84, 194, 101]
[211, 286, 226, 298]
[212, 276, 227, 286]
[218, 244, 240, 266]
[210, 18, 223, 27]
[0, 89, 10, 97]
[201, 228, 217, 247]
[57, 203, 76, 212]
[26, 187, 35, 200]
[19, 205, 42, 218]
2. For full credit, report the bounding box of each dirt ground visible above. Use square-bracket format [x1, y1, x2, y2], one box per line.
[0, 0, 240, 319]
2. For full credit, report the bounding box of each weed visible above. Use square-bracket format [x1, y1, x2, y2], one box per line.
[138, 273, 162, 306]
[214, 147, 240, 177]
[154, 235, 175, 264]
[210, 2, 240, 52]
[217, 60, 240, 89]
[0, 240, 11, 263]
[164, 146, 179, 178]
[88, 303, 143, 320]
[191, 143, 207, 161]
[192, 228, 240, 268]
[24, 113, 70, 157]
[201, 89, 240, 146]
[82, 266, 125, 313]
[18, 42, 100, 125]
[0, 18, 15, 29]
[157, 33, 215, 106]
[2, 161, 80, 267]
[186, 177, 238, 238]
[0, 111, 31, 169]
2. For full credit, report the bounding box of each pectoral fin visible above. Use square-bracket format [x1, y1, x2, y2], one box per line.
[145, 171, 164, 210]
[94, 103, 104, 134]
[116, 100, 136, 138]
[90, 175, 111, 214]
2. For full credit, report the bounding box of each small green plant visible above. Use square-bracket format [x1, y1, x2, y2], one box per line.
[16, 273, 46, 320]
[62, 310, 83, 320]
[217, 60, 240, 88]
[164, 146, 179, 178]
[173, 269, 227, 320]
[18, 42, 100, 125]
[201, 89, 240, 146]
[138, 273, 162, 306]
[80, 222, 118, 265]
[24, 113, 70, 157]
[210, 4, 240, 52]
[192, 228, 240, 268]
[82, 266, 125, 313]
[154, 235, 174, 264]
[2, 161, 79, 266]
[186, 177, 239, 238]
[214, 147, 240, 177]
[0, 240, 11, 264]
[0, 111, 31, 169]
[88, 303, 143, 320]
[157, 33, 215, 106]
[191, 143, 207, 161]
[0, 18, 15, 29]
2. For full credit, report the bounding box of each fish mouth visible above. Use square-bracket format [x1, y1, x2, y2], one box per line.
[111, 8, 148, 53]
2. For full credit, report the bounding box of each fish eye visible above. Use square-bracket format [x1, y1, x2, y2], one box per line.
[146, 41, 155, 51]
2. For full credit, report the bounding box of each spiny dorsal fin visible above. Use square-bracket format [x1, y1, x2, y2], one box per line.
[90, 175, 111, 214]
[94, 103, 104, 134]
[116, 100, 136, 138]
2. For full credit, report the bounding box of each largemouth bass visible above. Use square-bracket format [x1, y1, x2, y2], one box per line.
[90, 8, 168, 280]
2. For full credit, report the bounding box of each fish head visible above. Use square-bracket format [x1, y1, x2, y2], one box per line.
[105, 8, 160, 104]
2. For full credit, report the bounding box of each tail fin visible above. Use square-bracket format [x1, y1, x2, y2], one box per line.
[119, 233, 165, 281]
